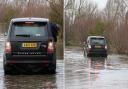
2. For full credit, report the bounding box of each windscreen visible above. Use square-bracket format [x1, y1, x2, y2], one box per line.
[90, 38, 106, 45]
[12, 22, 48, 37]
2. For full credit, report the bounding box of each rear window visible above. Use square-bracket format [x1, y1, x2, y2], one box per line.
[90, 38, 106, 45]
[11, 22, 48, 37]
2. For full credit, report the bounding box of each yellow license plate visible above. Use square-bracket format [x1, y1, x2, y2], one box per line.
[22, 43, 37, 48]
[95, 45, 101, 48]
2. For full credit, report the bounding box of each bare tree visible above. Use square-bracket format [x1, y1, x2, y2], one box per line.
[65, 0, 99, 45]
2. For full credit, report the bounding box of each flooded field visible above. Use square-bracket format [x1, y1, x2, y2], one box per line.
[65, 47, 128, 89]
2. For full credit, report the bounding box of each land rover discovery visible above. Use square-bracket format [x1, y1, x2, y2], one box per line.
[3, 17, 59, 74]
[84, 36, 107, 57]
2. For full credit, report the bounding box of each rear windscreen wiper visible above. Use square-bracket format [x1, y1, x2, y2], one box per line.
[16, 34, 31, 37]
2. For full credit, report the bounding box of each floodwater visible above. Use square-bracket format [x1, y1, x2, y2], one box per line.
[0, 41, 64, 89]
[65, 47, 128, 89]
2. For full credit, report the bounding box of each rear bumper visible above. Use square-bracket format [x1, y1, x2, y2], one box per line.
[87, 49, 107, 55]
[4, 54, 55, 64]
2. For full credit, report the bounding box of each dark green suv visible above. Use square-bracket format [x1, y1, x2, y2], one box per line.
[3, 17, 59, 74]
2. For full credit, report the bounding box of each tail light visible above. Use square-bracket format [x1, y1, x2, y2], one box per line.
[5, 42, 11, 53]
[88, 45, 91, 49]
[105, 45, 107, 49]
[47, 42, 54, 53]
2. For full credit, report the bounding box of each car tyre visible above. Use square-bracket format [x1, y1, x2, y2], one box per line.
[87, 53, 91, 57]
[49, 61, 56, 74]
[4, 65, 12, 75]
[49, 54, 56, 74]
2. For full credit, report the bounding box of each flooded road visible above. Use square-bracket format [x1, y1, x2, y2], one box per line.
[0, 60, 64, 89]
[65, 47, 128, 89]
[0, 41, 64, 89]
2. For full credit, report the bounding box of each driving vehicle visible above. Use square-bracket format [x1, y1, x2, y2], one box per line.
[84, 36, 107, 57]
[3, 17, 59, 74]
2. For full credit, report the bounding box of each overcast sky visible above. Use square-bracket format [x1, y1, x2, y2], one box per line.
[65, 0, 108, 10]
[90, 0, 108, 9]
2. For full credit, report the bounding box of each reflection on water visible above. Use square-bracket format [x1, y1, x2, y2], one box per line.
[88, 57, 107, 70]
[88, 57, 107, 81]
[4, 75, 56, 89]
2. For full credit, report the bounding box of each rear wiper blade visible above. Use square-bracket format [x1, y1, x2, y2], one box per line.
[16, 34, 31, 37]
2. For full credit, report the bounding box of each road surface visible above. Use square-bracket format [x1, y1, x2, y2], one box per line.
[65, 47, 128, 89]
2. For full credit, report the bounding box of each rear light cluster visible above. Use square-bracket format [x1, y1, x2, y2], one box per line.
[5, 42, 11, 53]
[88, 45, 91, 49]
[47, 41, 54, 54]
[47, 38, 55, 53]
[105, 45, 107, 49]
